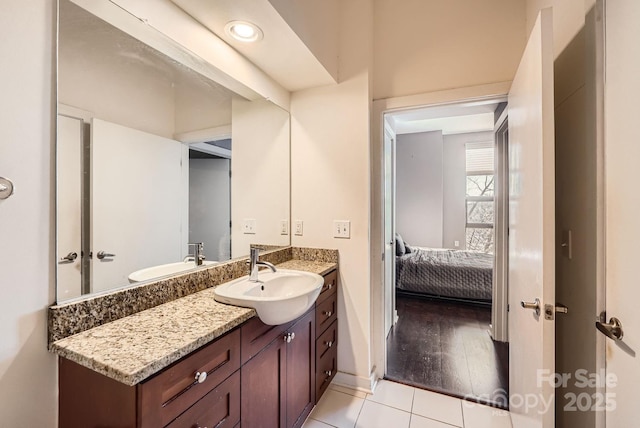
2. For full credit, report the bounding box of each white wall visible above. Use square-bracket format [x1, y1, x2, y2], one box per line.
[396, 131, 444, 248]
[231, 98, 290, 258]
[290, 0, 373, 388]
[373, 0, 526, 100]
[0, 0, 58, 426]
[189, 158, 231, 261]
[442, 131, 494, 249]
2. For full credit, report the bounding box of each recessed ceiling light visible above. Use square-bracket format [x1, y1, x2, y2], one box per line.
[224, 20, 263, 43]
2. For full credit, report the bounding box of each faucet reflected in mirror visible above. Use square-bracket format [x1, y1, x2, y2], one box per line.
[184, 242, 205, 267]
[55, 0, 291, 303]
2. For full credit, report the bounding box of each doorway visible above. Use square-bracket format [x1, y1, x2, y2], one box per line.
[188, 138, 233, 262]
[381, 99, 510, 407]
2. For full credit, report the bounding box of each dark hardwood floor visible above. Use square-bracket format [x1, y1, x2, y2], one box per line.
[386, 295, 509, 409]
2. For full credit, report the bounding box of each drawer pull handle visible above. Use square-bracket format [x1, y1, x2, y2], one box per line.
[325, 340, 333, 348]
[328, 283, 333, 290]
[323, 311, 333, 317]
[325, 370, 332, 377]
[284, 332, 296, 343]
[195, 371, 207, 384]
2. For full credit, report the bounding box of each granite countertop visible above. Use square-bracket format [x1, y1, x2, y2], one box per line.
[50, 259, 337, 386]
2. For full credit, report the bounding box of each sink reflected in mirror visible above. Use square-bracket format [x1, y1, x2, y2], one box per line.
[214, 270, 324, 325]
[128, 260, 220, 283]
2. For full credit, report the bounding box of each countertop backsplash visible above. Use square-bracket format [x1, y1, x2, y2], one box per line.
[48, 246, 337, 345]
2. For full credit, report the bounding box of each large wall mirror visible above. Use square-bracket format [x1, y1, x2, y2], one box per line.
[56, 0, 290, 303]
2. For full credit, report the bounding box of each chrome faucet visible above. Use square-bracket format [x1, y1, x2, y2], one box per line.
[248, 247, 277, 282]
[185, 242, 205, 266]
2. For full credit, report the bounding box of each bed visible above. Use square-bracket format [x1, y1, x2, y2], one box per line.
[395, 245, 493, 302]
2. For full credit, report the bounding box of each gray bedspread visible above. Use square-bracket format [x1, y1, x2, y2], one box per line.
[396, 248, 493, 301]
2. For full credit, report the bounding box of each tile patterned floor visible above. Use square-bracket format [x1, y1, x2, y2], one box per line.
[304, 380, 512, 428]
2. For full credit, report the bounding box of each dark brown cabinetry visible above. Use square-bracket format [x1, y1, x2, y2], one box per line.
[59, 268, 338, 428]
[59, 328, 241, 428]
[315, 269, 338, 400]
[241, 309, 315, 428]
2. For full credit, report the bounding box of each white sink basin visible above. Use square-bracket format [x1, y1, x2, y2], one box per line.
[128, 260, 219, 283]
[213, 269, 324, 325]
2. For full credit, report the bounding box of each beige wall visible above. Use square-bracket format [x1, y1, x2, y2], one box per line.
[0, 0, 58, 426]
[58, 26, 176, 138]
[290, 0, 373, 386]
[373, 0, 527, 100]
[267, 0, 340, 81]
[231, 98, 291, 257]
[525, 0, 595, 58]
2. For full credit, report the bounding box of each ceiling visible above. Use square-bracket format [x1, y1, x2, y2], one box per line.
[388, 100, 505, 136]
[170, 0, 337, 92]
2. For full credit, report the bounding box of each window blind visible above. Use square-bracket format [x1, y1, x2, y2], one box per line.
[466, 141, 494, 173]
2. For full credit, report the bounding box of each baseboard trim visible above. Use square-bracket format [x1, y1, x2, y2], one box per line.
[331, 370, 378, 394]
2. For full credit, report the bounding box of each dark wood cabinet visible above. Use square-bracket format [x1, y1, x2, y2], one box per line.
[241, 308, 315, 428]
[59, 328, 242, 428]
[59, 268, 338, 428]
[315, 269, 338, 402]
[241, 332, 287, 427]
[286, 310, 316, 428]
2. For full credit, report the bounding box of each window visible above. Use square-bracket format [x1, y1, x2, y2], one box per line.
[465, 142, 495, 253]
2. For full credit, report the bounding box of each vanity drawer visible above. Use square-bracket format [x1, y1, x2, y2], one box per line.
[315, 290, 337, 338]
[317, 269, 337, 304]
[165, 370, 240, 428]
[315, 341, 337, 401]
[316, 319, 338, 362]
[241, 315, 293, 365]
[139, 328, 240, 428]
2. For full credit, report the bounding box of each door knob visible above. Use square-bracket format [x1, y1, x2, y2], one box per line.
[521, 298, 541, 316]
[59, 252, 78, 264]
[97, 251, 116, 260]
[596, 317, 624, 341]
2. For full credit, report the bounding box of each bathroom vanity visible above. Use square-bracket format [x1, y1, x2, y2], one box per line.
[51, 250, 338, 428]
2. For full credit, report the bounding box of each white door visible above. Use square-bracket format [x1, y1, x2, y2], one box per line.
[508, 8, 556, 428]
[603, 0, 640, 425]
[57, 115, 83, 300]
[91, 119, 185, 292]
[383, 118, 396, 336]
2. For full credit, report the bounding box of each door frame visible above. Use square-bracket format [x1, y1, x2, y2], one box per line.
[493, 109, 510, 342]
[370, 81, 512, 381]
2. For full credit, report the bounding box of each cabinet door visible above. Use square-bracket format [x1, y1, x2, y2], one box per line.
[286, 310, 316, 428]
[241, 335, 287, 428]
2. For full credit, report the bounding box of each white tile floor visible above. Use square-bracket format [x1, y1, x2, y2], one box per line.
[304, 380, 512, 428]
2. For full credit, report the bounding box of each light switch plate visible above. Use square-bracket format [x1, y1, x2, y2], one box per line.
[294, 220, 303, 236]
[243, 218, 256, 234]
[280, 220, 289, 235]
[333, 220, 350, 238]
